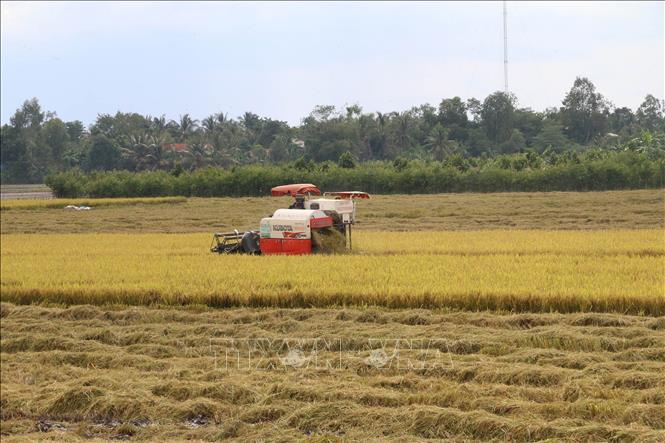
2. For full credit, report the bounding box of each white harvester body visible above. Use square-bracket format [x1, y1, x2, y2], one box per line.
[305, 198, 356, 223]
[260, 209, 332, 240]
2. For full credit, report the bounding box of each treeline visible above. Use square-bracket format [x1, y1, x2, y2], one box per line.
[46, 149, 664, 197]
[2, 76, 665, 185]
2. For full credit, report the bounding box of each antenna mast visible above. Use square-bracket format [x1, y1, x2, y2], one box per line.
[503, 1, 508, 92]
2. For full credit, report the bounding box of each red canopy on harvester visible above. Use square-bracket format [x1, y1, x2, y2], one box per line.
[271, 183, 322, 197]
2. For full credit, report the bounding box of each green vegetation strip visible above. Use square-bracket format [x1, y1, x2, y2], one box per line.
[45, 153, 665, 198]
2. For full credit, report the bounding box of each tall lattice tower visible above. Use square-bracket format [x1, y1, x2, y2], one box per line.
[503, 1, 509, 92]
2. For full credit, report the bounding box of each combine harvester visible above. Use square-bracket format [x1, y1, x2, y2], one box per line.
[211, 184, 370, 255]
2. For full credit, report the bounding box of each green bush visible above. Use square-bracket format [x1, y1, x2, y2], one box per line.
[44, 151, 664, 198]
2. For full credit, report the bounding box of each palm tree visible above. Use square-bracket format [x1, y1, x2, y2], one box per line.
[376, 112, 387, 131]
[374, 112, 388, 158]
[239, 112, 262, 145]
[346, 104, 362, 120]
[201, 116, 216, 135]
[426, 124, 457, 161]
[121, 135, 165, 171]
[151, 115, 172, 138]
[358, 114, 374, 160]
[120, 135, 145, 170]
[174, 114, 199, 142]
[392, 112, 412, 153]
[215, 112, 228, 125]
[182, 142, 211, 169]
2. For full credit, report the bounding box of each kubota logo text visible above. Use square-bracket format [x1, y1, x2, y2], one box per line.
[272, 224, 293, 231]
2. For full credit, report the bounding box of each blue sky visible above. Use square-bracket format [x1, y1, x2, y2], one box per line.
[1, 1, 663, 125]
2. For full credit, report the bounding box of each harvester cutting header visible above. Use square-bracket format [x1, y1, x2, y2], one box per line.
[211, 184, 370, 255]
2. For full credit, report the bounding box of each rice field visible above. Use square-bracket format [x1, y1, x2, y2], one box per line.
[1, 230, 663, 314]
[1, 190, 664, 441]
[2, 189, 663, 234]
[1, 304, 664, 442]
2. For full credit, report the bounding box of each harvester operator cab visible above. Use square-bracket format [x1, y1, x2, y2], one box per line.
[288, 195, 306, 209]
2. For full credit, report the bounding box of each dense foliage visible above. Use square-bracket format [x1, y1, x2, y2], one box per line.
[3, 77, 665, 193]
[46, 150, 664, 197]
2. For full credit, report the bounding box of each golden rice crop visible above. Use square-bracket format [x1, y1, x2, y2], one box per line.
[0, 196, 187, 211]
[355, 230, 665, 256]
[1, 230, 663, 314]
